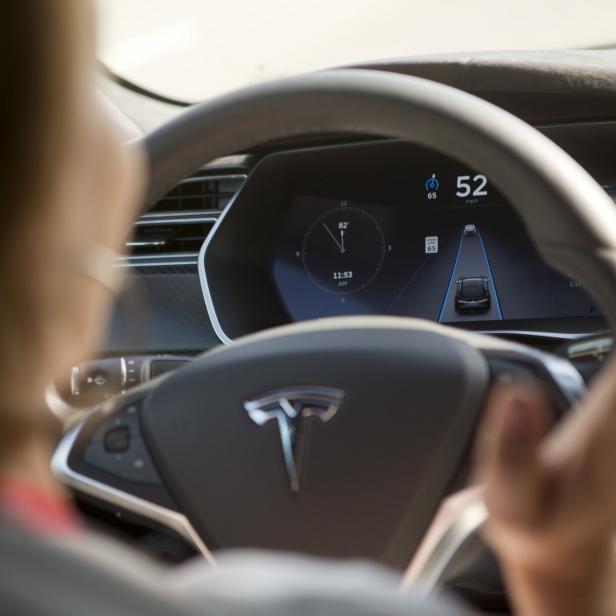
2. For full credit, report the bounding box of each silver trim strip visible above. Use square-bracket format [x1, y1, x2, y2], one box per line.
[134, 215, 218, 226]
[126, 241, 167, 248]
[120, 357, 128, 389]
[173, 173, 247, 185]
[402, 487, 487, 594]
[198, 182, 245, 344]
[52, 425, 216, 566]
[70, 366, 80, 397]
[568, 336, 613, 359]
[113, 260, 199, 269]
[479, 329, 588, 341]
[124, 214, 218, 266]
[141, 211, 221, 219]
[115, 252, 199, 261]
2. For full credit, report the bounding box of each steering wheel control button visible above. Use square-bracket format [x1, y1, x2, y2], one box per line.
[149, 358, 190, 379]
[90, 402, 142, 444]
[103, 426, 130, 453]
[83, 399, 161, 485]
[84, 436, 160, 485]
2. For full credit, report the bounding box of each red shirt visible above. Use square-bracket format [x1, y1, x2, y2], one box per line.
[0, 478, 83, 536]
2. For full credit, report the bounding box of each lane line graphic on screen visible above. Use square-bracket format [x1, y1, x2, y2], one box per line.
[438, 225, 503, 322]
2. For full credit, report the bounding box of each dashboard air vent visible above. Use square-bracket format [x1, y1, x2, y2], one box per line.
[129, 172, 246, 258]
[148, 173, 246, 214]
[129, 220, 217, 255]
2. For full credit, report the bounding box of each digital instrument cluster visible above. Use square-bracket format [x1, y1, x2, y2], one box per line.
[201, 139, 606, 342]
[271, 142, 599, 325]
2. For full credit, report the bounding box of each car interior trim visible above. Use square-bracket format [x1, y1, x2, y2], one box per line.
[113, 260, 200, 269]
[175, 173, 248, 185]
[116, 252, 200, 260]
[134, 216, 218, 226]
[401, 487, 487, 594]
[478, 329, 588, 340]
[51, 425, 216, 565]
[198, 183, 244, 345]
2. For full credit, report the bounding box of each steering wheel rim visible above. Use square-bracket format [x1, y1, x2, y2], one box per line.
[54, 69, 614, 586]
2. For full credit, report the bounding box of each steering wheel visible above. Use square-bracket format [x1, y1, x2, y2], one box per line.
[54, 70, 616, 591]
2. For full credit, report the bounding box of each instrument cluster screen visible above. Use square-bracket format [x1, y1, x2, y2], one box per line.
[272, 142, 600, 324]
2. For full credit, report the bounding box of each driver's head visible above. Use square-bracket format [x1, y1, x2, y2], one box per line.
[0, 1, 145, 453]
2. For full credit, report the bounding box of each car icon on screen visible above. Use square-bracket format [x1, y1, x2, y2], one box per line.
[455, 276, 490, 312]
[463, 224, 477, 237]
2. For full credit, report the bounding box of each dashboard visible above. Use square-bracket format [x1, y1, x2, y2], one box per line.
[100, 52, 616, 358]
[202, 137, 611, 342]
[78, 53, 616, 610]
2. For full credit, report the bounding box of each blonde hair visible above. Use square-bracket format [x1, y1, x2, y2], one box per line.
[0, 1, 92, 447]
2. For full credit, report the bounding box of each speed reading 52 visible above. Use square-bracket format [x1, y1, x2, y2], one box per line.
[455, 174, 488, 199]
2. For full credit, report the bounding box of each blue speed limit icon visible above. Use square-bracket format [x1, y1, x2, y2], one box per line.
[425, 174, 440, 192]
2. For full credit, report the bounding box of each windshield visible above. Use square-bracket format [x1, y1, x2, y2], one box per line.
[99, 0, 616, 103]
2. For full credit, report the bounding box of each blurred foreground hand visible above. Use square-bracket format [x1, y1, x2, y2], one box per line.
[475, 363, 616, 616]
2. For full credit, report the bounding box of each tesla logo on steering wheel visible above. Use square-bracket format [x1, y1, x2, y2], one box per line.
[243, 387, 345, 493]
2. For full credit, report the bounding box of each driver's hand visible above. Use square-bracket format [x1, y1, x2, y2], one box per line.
[475, 363, 616, 616]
